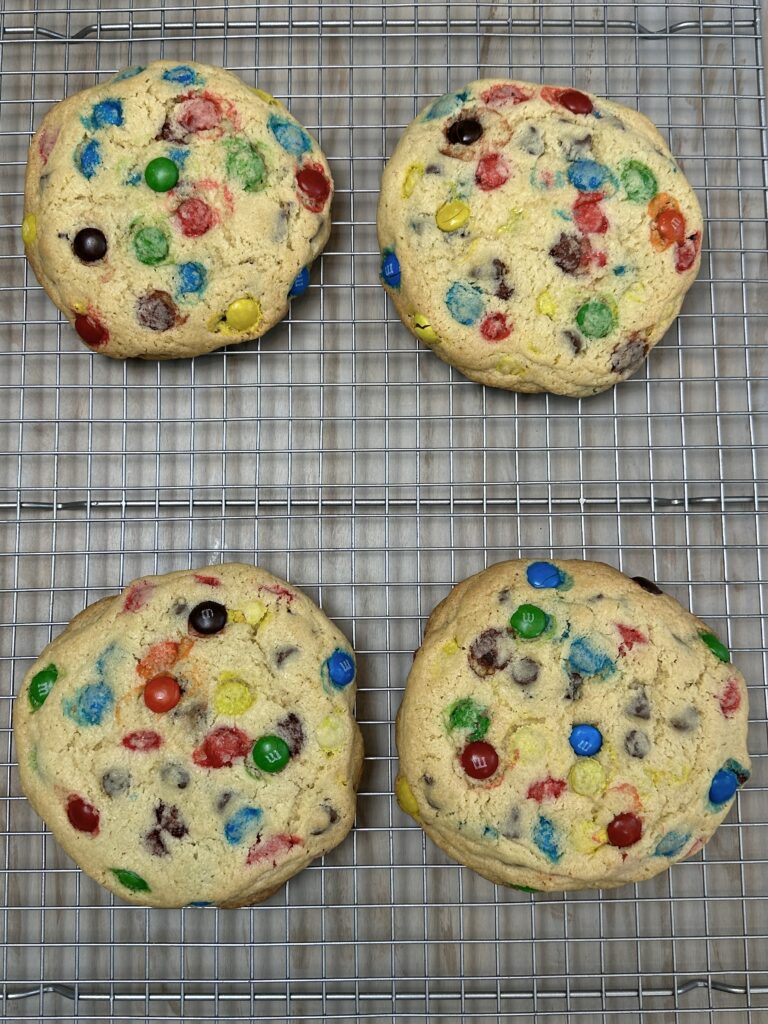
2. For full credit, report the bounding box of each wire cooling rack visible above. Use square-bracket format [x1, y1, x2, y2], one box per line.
[0, 1, 767, 1021]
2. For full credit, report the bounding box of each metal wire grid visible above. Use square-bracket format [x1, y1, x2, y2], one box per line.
[0, 1, 766, 1021]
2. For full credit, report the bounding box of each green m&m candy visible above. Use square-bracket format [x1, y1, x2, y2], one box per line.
[509, 604, 548, 639]
[144, 156, 179, 193]
[576, 299, 616, 339]
[620, 159, 658, 204]
[28, 663, 58, 711]
[224, 138, 267, 192]
[111, 867, 150, 893]
[132, 225, 169, 266]
[251, 735, 290, 773]
[699, 630, 730, 663]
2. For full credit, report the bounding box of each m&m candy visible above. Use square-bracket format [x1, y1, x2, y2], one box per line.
[709, 769, 738, 806]
[143, 674, 181, 713]
[28, 663, 58, 710]
[188, 601, 227, 635]
[509, 604, 548, 639]
[461, 740, 499, 780]
[607, 812, 643, 848]
[144, 156, 179, 192]
[73, 228, 107, 263]
[569, 724, 603, 757]
[252, 735, 291, 773]
[326, 649, 355, 688]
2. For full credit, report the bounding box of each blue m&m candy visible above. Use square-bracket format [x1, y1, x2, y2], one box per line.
[289, 267, 310, 298]
[526, 561, 564, 589]
[709, 769, 738, 806]
[569, 723, 602, 756]
[380, 249, 401, 289]
[326, 649, 355, 688]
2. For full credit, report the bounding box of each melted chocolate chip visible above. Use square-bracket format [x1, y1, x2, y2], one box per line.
[101, 768, 131, 797]
[468, 628, 514, 677]
[160, 762, 190, 790]
[626, 687, 651, 720]
[446, 117, 483, 146]
[671, 706, 699, 733]
[501, 806, 521, 841]
[564, 330, 584, 354]
[496, 281, 514, 301]
[275, 646, 299, 666]
[276, 712, 305, 756]
[517, 124, 544, 156]
[632, 576, 663, 596]
[549, 233, 584, 275]
[624, 729, 651, 759]
[425, 163, 442, 174]
[216, 791, 234, 812]
[497, 588, 511, 603]
[155, 801, 188, 838]
[136, 290, 178, 332]
[422, 773, 434, 786]
[561, 133, 593, 161]
[144, 828, 168, 857]
[611, 335, 647, 374]
[172, 598, 189, 615]
[310, 802, 339, 836]
[510, 657, 539, 685]
[565, 671, 583, 701]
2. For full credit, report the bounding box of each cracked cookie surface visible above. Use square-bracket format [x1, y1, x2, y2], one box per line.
[14, 564, 361, 907]
[396, 559, 749, 891]
[377, 79, 703, 396]
[23, 60, 333, 358]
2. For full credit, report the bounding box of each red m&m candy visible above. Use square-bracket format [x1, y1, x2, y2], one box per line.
[74, 313, 109, 349]
[144, 674, 181, 713]
[558, 89, 593, 115]
[296, 163, 331, 212]
[175, 197, 216, 238]
[66, 794, 100, 834]
[475, 152, 510, 192]
[460, 740, 499, 780]
[607, 811, 643, 848]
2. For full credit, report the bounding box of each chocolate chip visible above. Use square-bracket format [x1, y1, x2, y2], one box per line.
[171, 598, 189, 615]
[632, 576, 663, 596]
[160, 762, 190, 790]
[626, 687, 651, 720]
[510, 657, 539, 685]
[468, 628, 514, 677]
[216, 791, 234, 812]
[276, 712, 304, 756]
[565, 671, 583, 701]
[101, 768, 131, 797]
[445, 117, 483, 146]
[144, 828, 168, 857]
[275, 646, 299, 666]
[422, 773, 434, 786]
[564, 330, 583, 354]
[501, 806, 521, 840]
[517, 124, 544, 156]
[310, 802, 339, 836]
[425, 163, 442, 174]
[155, 801, 188, 839]
[493, 258, 508, 278]
[497, 588, 511, 603]
[496, 281, 514, 301]
[611, 335, 648, 374]
[561, 133, 593, 161]
[624, 729, 651, 759]
[549, 233, 584, 275]
[671, 706, 699, 732]
[135, 289, 178, 332]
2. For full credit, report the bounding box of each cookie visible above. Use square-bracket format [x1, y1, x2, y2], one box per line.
[396, 560, 749, 891]
[377, 80, 703, 396]
[14, 564, 362, 907]
[22, 61, 333, 358]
